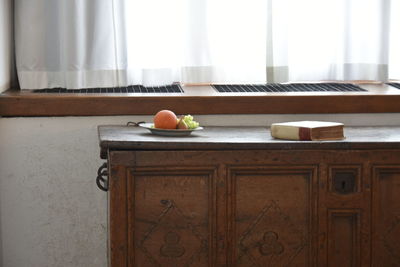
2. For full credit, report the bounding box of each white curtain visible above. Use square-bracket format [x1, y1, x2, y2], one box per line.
[389, 0, 400, 79]
[15, 0, 399, 89]
[15, 0, 123, 89]
[267, 0, 394, 82]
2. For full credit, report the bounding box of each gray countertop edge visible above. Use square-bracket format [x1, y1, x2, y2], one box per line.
[98, 126, 400, 159]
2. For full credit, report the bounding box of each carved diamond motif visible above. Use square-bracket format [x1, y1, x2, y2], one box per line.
[139, 200, 208, 266]
[237, 200, 307, 266]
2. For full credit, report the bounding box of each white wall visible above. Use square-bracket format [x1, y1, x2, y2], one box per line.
[0, 0, 14, 92]
[0, 0, 13, 262]
[1, 114, 400, 267]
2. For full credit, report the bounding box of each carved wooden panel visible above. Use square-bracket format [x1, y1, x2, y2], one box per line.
[229, 166, 316, 267]
[106, 150, 400, 266]
[127, 167, 216, 267]
[327, 210, 360, 267]
[319, 162, 370, 267]
[372, 167, 400, 267]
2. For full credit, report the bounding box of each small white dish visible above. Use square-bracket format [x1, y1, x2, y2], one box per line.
[138, 122, 203, 137]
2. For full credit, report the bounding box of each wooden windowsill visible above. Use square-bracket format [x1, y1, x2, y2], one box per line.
[1, 84, 400, 117]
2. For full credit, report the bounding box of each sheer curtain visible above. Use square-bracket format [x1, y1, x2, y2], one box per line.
[267, 0, 394, 82]
[15, 0, 399, 89]
[389, 0, 400, 79]
[15, 0, 122, 89]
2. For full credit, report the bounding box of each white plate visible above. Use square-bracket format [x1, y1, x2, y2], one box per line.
[139, 123, 203, 137]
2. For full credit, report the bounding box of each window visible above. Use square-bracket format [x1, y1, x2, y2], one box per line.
[12, 0, 399, 90]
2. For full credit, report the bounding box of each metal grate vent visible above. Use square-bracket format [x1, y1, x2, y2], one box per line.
[387, 83, 400, 90]
[33, 84, 183, 93]
[213, 83, 367, 93]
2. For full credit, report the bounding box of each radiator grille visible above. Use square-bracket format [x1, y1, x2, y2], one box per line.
[32, 84, 183, 93]
[213, 83, 367, 93]
[387, 83, 400, 90]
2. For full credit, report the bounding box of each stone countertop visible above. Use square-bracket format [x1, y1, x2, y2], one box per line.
[98, 126, 400, 159]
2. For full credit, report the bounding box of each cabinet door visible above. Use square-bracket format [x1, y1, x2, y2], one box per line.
[228, 166, 317, 267]
[127, 167, 217, 267]
[372, 167, 400, 267]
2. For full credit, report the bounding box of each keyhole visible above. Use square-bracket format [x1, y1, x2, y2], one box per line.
[333, 171, 356, 194]
[341, 180, 346, 190]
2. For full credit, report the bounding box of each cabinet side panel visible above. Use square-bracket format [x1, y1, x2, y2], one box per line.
[128, 169, 215, 267]
[373, 168, 400, 267]
[230, 167, 314, 267]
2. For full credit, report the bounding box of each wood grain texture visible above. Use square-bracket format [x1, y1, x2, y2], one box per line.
[108, 163, 128, 267]
[127, 166, 217, 267]
[319, 161, 371, 267]
[2, 84, 400, 116]
[102, 128, 400, 266]
[372, 167, 400, 267]
[228, 166, 317, 266]
[327, 210, 361, 267]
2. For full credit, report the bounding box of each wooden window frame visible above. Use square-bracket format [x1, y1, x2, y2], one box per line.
[1, 83, 400, 116]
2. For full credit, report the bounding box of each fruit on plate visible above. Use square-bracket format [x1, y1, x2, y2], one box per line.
[179, 115, 199, 129]
[153, 110, 200, 130]
[153, 110, 178, 129]
[177, 117, 188, 129]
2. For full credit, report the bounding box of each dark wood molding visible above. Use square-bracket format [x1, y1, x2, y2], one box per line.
[2, 85, 400, 116]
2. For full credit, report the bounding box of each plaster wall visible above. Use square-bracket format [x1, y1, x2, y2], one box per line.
[1, 114, 400, 267]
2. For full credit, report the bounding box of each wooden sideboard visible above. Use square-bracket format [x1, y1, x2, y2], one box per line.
[98, 126, 400, 267]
